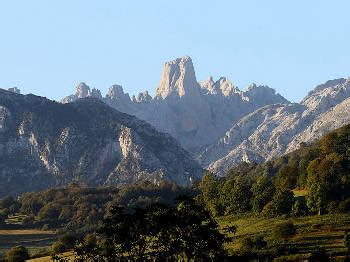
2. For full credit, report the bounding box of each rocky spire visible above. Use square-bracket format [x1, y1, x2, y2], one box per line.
[8, 87, 20, 94]
[217, 77, 239, 96]
[200, 76, 239, 96]
[76, 82, 90, 98]
[136, 90, 152, 103]
[200, 76, 218, 95]
[106, 85, 131, 102]
[154, 56, 200, 99]
[90, 88, 102, 99]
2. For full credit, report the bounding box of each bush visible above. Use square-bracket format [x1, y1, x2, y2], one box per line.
[326, 201, 339, 214]
[344, 232, 350, 251]
[21, 215, 35, 227]
[238, 237, 253, 254]
[308, 247, 329, 262]
[338, 198, 350, 213]
[261, 202, 276, 218]
[51, 241, 66, 255]
[58, 233, 77, 249]
[51, 233, 78, 255]
[6, 246, 30, 262]
[41, 224, 50, 230]
[238, 235, 267, 255]
[292, 196, 308, 216]
[272, 221, 296, 240]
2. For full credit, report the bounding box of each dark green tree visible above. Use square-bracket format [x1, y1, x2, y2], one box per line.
[251, 173, 275, 213]
[6, 246, 30, 262]
[75, 196, 226, 260]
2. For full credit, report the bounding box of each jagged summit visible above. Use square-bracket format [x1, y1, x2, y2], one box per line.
[61, 82, 102, 103]
[106, 84, 130, 100]
[154, 56, 200, 99]
[200, 76, 239, 96]
[8, 87, 20, 94]
[60, 56, 289, 152]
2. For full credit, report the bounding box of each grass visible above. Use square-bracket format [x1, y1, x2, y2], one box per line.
[2, 212, 350, 260]
[28, 251, 74, 262]
[0, 214, 57, 257]
[217, 212, 350, 259]
[0, 229, 57, 254]
[292, 189, 308, 197]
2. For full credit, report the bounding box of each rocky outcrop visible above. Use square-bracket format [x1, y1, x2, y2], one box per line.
[8, 87, 20, 94]
[0, 89, 203, 196]
[61, 82, 102, 103]
[200, 78, 350, 175]
[61, 56, 288, 153]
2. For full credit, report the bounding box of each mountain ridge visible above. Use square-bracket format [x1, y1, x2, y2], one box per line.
[61, 56, 288, 153]
[0, 89, 203, 196]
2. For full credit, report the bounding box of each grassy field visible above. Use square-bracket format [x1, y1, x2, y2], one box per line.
[1, 213, 350, 261]
[0, 214, 57, 258]
[0, 229, 56, 255]
[217, 213, 350, 260]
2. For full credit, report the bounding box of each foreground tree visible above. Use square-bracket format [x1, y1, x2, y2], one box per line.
[74, 196, 226, 260]
[6, 246, 29, 262]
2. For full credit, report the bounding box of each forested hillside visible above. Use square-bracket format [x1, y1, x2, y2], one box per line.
[199, 124, 350, 217]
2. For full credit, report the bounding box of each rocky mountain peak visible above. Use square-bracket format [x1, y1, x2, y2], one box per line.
[136, 90, 152, 103]
[155, 56, 200, 99]
[8, 87, 20, 94]
[106, 85, 130, 100]
[200, 76, 218, 95]
[90, 88, 102, 99]
[217, 77, 239, 96]
[76, 82, 90, 98]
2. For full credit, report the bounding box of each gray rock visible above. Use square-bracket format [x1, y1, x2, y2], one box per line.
[201, 78, 350, 175]
[0, 89, 203, 196]
[61, 56, 288, 153]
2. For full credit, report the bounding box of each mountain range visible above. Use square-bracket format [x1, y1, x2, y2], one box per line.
[1, 56, 350, 195]
[0, 89, 202, 196]
[61, 56, 350, 174]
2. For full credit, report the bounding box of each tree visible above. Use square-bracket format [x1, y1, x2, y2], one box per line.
[273, 189, 294, 215]
[344, 231, 350, 251]
[251, 174, 275, 213]
[272, 222, 296, 241]
[292, 196, 308, 216]
[199, 172, 223, 216]
[6, 246, 30, 262]
[75, 196, 226, 260]
[221, 176, 252, 214]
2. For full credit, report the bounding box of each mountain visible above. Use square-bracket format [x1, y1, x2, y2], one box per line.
[200, 78, 350, 174]
[61, 56, 288, 153]
[0, 89, 203, 196]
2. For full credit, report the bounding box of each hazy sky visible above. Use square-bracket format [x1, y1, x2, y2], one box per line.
[0, 1, 349, 102]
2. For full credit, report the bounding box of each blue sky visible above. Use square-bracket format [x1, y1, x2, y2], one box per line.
[0, 0, 349, 102]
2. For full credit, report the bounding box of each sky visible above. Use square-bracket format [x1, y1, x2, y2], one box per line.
[0, 1, 349, 102]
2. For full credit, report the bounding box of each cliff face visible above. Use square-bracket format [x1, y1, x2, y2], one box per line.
[200, 78, 350, 175]
[0, 89, 203, 196]
[62, 56, 288, 153]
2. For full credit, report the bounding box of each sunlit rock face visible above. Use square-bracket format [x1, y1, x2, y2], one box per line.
[201, 78, 350, 175]
[0, 89, 203, 196]
[61, 56, 288, 153]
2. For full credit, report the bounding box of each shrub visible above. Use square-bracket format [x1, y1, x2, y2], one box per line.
[308, 247, 329, 262]
[238, 237, 253, 254]
[338, 198, 350, 213]
[21, 215, 35, 227]
[41, 224, 50, 231]
[292, 196, 308, 216]
[51, 241, 66, 255]
[272, 221, 296, 240]
[344, 232, 350, 251]
[326, 201, 339, 214]
[6, 246, 30, 262]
